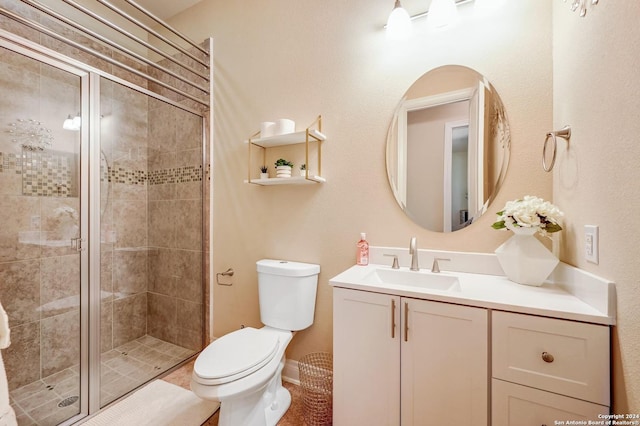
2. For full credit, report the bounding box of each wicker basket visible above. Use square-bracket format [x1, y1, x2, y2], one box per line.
[298, 352, 333, 426]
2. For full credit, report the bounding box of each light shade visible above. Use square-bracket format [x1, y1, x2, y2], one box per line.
[72, 115, 82, 130]
[62, 115, 75, 130]
[475, 0, 507, 15]
[386, 0, 412, 41]
[63, 113, 81, 131]
[427, 0, 459, 29]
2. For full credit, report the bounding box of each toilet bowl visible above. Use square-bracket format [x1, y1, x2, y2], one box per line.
[191, 259, 320, 426]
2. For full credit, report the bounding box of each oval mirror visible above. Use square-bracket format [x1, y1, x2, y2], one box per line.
[386, 65, 510, 232]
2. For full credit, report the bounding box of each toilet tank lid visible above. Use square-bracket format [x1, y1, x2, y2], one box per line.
[257, 259, 320, 277]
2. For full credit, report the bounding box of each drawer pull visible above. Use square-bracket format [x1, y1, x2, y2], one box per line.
[404, 302, 409, 342]
[541, 352, 554, 363]
[391, 299, 396, 339]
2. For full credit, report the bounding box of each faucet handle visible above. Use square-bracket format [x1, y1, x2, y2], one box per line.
[384, 254, 400, 269]
[431, 258, 450, 273]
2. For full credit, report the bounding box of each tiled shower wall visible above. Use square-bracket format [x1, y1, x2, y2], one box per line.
[100, 83, 204, 354]
[0, 46, 205, 392]
[99, 81, 204, 354]
[146, 97, 203, 351]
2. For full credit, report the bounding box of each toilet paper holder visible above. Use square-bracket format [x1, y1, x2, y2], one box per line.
[216, 268, 234, 286]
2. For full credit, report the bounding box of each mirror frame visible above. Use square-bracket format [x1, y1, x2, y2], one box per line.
[386, 65, 511, 232]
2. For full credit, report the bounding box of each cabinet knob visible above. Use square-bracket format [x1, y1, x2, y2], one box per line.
[541, 351, 554, 363]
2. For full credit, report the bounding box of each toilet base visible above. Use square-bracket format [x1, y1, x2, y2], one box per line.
[217, 359, 290, 426]
[264, 381, 291, 426]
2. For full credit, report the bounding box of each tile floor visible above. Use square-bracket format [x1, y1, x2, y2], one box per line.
[162, 360, 311, 426]
[9, 335, 195, 426]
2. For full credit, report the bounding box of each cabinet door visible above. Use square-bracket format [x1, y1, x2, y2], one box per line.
[401, 299, 488, 426]
[333, 288, 400, 426]
[492, 379, 609, 426]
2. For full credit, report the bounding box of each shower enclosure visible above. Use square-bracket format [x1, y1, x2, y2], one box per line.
[0, 1, 211, 425]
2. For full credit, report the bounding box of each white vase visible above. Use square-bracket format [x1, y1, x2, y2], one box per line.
[260, 172, 269, 179]
[495, 227, 559, 286]
[275, 165, 292, 178]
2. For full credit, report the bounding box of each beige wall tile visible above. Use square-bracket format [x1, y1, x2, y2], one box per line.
[147, 248, 177, 298]
[3, 321, 39, 390]
[113, 249, 148, 298]
[148, 200, 175, 248]
[101, 301, 113, 353]
[40, 254, 80, 318]
[174, 199, 202, 250]
[0, 196, 41, 262]
[113, 293, 147, 347]
[113, 199, 147, 248]
[0, 259, 40, 325]
[41, 309, 80, 377]
[147, 292, 177, 345]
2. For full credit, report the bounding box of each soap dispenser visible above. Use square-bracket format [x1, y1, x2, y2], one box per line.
[356, 233, 369, 266]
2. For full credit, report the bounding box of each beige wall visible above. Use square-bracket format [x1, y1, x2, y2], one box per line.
[169, 0, 552, 358]
[553, 2, 640, 412]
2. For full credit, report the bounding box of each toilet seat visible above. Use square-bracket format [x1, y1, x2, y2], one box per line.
[193, 327, 280, 386]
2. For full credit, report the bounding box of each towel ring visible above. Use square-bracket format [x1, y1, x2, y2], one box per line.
[543, 125, 571, 172]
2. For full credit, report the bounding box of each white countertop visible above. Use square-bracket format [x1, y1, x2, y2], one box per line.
[329, 247, 616, 326]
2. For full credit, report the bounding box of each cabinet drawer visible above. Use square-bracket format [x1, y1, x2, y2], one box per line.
[492, 311, 609, 405]
[492, 379, 608, 426]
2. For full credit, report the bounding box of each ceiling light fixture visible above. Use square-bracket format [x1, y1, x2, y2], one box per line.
[427, 0, 460, 29]
[63, 113, 81, 131]
[385, 0, 473, 38]
[386, 0, 412, 41]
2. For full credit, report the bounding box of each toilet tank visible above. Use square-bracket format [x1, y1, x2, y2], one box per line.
[257, 259, 320, 331]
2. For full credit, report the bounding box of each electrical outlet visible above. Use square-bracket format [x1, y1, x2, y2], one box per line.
[585, 225, 599, 264]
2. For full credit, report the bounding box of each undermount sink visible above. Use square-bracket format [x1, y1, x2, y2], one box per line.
[364, 268, 461, 292]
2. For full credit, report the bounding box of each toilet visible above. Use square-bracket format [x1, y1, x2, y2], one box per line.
[191, 259, 320, 426]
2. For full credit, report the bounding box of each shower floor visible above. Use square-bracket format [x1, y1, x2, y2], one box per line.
[9, 335, 196, 426]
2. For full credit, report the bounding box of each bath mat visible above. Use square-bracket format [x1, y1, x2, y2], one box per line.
[83, 380, 219, 426]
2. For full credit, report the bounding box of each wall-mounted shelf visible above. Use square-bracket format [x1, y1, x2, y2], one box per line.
[244, 176, 327, 185]
[245, 129, 326, 148]
[245, 115, 326, 186]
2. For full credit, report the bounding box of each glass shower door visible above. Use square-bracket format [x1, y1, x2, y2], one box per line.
[98, 76, 203, 407]
[0, 45, 85, 425]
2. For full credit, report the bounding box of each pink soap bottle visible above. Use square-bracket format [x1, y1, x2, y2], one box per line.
[356, 233, 369, 266]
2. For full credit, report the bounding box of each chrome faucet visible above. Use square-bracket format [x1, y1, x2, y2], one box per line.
[409, 237, 419, 271]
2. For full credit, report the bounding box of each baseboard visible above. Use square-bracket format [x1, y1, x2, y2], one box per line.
[282, 359, 300, 385]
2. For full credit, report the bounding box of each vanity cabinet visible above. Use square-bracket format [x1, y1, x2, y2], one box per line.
[333, 287, 488, 426]
[244, 115, 326, 185]
[491, 311, 610, 425]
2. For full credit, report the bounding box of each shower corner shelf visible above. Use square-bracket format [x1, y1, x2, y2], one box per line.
[245, 115, 327, 186]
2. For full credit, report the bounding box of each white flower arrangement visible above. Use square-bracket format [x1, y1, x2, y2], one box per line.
[492, 195, 563, 236]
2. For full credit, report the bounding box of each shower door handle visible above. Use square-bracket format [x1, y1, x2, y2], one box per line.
[71, 238, 85, 251]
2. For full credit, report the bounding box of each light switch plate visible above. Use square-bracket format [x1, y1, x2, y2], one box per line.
[585, 225, 599, 264]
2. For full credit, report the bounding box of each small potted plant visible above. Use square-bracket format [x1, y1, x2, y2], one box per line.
[274, 158, 293, 178]
[259, 165, 269, 180]
[299, 163, 306, 177]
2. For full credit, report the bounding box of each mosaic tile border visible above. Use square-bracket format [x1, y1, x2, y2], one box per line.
[22, 150, 74, 197]
[104, 165, 202, 186]
[148, 165, 203, 185]
[1, 151, 203, 194]
[0, 152, 23, 174]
